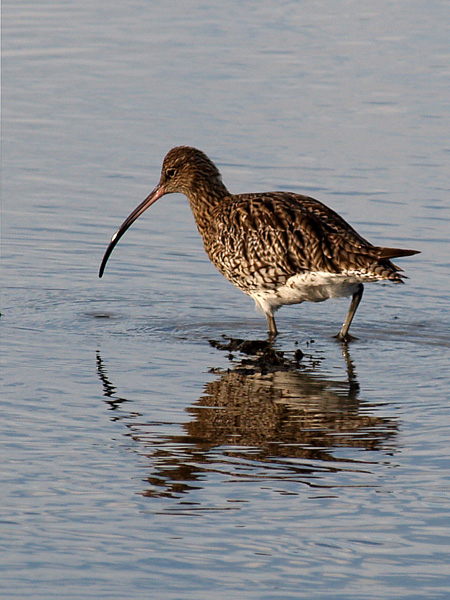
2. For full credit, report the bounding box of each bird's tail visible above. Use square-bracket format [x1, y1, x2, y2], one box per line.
[378, 247, 420, 259]
[372, 246, 420, 281]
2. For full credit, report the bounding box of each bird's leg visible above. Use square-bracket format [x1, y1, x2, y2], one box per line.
[266, 313, 278, 337]
[337, 284, 364, 341]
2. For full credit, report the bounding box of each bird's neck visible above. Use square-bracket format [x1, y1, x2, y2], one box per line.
[185, 176, 230, 236]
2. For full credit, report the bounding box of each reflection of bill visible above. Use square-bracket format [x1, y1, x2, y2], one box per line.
[96, 342, 397, 499]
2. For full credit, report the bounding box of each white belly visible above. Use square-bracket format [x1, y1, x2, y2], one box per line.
[248, 271, 371, 315]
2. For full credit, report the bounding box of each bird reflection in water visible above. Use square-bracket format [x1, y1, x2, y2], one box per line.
[96, 341, 397, 499]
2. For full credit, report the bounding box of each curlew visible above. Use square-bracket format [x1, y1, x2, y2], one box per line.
[99, 146, 419, 340]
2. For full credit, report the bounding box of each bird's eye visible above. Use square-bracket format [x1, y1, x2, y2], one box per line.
[166, 168, 177, 179]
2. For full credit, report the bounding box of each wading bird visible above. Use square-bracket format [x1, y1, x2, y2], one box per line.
[99, 146, 419, 340]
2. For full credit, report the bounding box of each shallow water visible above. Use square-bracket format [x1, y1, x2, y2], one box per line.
[2, 1, 450, 599]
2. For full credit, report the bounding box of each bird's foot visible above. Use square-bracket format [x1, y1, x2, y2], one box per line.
[334, 331, 358, 343]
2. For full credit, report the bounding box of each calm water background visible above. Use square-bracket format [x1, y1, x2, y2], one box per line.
[2, 1, 450, 598]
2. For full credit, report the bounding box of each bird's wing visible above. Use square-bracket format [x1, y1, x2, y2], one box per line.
[207, 193, 417, 286]
[211, 193, 373, 273]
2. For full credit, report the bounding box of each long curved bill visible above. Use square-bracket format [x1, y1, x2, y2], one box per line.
[99, 184, 166, 277]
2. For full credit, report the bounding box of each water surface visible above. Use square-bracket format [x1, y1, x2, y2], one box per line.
[2, 1, 450, 599]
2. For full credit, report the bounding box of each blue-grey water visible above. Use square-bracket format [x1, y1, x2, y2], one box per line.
[2, 1, 450, 599]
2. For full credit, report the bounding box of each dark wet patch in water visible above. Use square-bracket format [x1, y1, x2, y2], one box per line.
[85, 311, 121, 320]
[209, 335, 320, 374]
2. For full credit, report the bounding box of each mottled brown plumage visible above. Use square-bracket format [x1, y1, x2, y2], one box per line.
[99, 146, 419, 339]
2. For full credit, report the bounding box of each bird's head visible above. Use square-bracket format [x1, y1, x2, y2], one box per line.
[99, 146, 225, 277]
